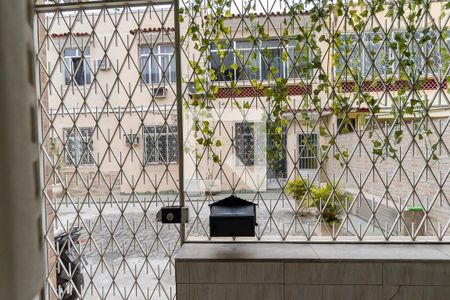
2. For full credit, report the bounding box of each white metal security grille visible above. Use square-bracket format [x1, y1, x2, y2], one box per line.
[34, 0, 450, 299]
[35, 1, 183, 299]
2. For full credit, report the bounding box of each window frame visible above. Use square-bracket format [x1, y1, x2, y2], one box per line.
[235, 122, 255, 166]
[284, 39, 311, 79]
[335, 30, 449, 81]
[140, 44, 176, 85]
[64, 127, 95, 166]
[63, 47, 91, 86]
[144, 125, 178, 165]
[210, 39, 309, 82]
[298, 133, 319, 170]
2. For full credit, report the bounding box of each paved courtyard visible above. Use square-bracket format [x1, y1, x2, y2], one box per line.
[54, 191, 381, 299]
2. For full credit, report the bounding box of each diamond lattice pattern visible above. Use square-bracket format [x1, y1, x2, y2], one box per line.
[35, 0, 450, 299]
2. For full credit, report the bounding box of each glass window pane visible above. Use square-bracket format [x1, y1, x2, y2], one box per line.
[73, 58, 85, 85]
[141, 56, 149, 83]
[167, 134, 177, 163]
[140, 46, 175, 83]
[170, 56, 176, 82]
[145, 134, 156, 163]
[160, 55, 170, 82]
[217, 50, 235, 81]
[151, 56, 160, 83]
[84, 58, 91, 85]
[64, 57, 72, 85]
[261, 48, 282, 80]
[236, 49, 258, 81]
[64, 128, 94, 165]
[159, 45, 174, 53]
[285, 41, 309, 78]
[211, 51, 221, 78]
[236, 41, 254, 49]
[264, 40, 281, 48]
[64, 48, 90, 85]
[140, 47, 150, 55]
[335, 33, 359, 79]
[64, 48, 77, 56]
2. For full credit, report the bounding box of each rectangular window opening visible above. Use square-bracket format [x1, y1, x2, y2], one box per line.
[235, 122, 255, 166]
[64, 48, 91, 85]
[140, 45, 176, 85]
[144, 125, 178, 164]
[64, 127, 94, 166]
[298, 133, 318, 170]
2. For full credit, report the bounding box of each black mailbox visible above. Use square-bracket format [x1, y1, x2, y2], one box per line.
[209, 195, 257, 237]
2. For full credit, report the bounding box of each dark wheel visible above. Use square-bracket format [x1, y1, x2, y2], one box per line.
[62, 270, 84, 300]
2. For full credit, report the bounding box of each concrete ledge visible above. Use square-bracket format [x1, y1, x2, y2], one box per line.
[176, 243, 450, 300]
[175, 243, 450, 262]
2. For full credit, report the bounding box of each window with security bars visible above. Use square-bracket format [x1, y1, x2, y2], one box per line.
[298, 133, 318, 170]
[140, 45, 176, 84]
[64, 48, 91, 85]
[235, 122, 255, 166]
[144, 125, 177, 164]
[210, 39, 309, 81]
[64, 127, 94, 166]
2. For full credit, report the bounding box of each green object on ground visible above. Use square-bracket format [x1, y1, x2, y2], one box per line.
[407, 206, 424, 212]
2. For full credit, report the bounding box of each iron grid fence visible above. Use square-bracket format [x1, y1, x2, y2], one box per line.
[34, 0, 450, 299]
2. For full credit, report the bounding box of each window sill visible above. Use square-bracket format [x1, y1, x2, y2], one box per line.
[235, 163, 255, 167]
[139, 82, 175, 87]
[146, 162, 178, 166]
[60, 164, 97, 172]
[176, 242, 450, 262]
[64, 83, 92, 88]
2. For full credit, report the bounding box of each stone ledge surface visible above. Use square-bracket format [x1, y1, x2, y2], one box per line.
[175, 243, 450, 262]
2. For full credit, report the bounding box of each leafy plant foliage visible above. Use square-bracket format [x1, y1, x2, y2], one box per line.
[181, 0, 449, 165]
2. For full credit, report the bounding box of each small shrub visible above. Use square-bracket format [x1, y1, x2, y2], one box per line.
[311, 183, 352, 224]
[285, 178, 316, 213]
[286, 179, 352, 224]
[285, 178, 310, 202]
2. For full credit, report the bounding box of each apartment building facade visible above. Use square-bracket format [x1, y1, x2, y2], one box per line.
[43, 1, 450, 225]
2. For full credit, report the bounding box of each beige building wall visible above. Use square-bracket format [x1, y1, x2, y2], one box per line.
[45, 4, 450, 201]
[46, 8, 181, 196]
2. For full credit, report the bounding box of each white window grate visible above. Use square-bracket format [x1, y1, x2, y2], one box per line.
[34, 0, 450, 299]
[64, 127, 94, 166]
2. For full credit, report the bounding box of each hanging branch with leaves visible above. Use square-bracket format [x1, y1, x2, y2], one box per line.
[181, 0, 448, 166]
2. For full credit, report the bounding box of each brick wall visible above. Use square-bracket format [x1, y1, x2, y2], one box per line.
[325, 117, 450, 228]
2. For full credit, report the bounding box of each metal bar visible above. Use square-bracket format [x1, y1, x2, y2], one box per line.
[173, 0, 185, 244]
[34, 0, 174, 13]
